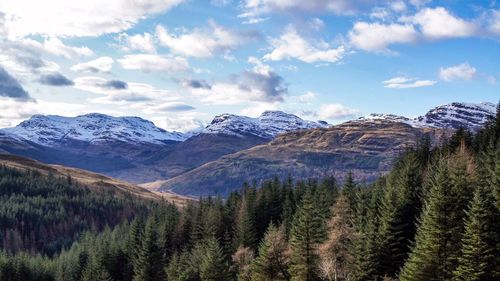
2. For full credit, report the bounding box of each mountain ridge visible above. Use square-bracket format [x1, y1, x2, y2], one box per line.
[0, 101, 496, 194]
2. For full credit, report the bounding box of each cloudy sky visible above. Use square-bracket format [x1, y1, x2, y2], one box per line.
[0, 0, 499, 131]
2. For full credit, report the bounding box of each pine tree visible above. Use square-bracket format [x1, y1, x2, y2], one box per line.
[491, 141, 500, 211]
[125, 217, 143, 279]
[81, 249, 113, 281]
[166, 250, 198, 281]
[342, 172, 356, 211]
[317, 176, 338, 217]
[350, 185, 382, 281]
[289, 190, 327, 281]
[281, 187, 295, 238]
[377, 152, 423, 277]
[453, 184, 500, 281]
[236, 188, 258, 250]
[133, 216, 164, 281]
[250, 224, 290, 281]
[199, 237, 231, 281]
[400, 153, 475, 281]
[318, 195, 353, 281]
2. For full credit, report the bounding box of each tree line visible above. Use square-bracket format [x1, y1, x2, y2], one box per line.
[0, 104, 499, 281]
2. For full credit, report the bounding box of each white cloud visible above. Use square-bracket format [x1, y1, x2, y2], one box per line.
[184, 59, 287, 105]
[0, 0, 185, 38]
[156, 21, 257, 58]
[349, 22, 418, 52]
[41, 37, 94, 59]
[11, 37, 94, 59]
[74, 76, 179, 105]
[439, 63, 476, 82]
[318, 103, 359, 120]
[0, 40, 61, 77]
[150, 114, 207, 133]
[142, 102, 195, 114]
[118, 54, 189, 73]
[0, 38, 90, 77]
[383, 76, 437, 88]
[70, 57, 114, 73]
[404, 7, 478, 40]
[390, 1, 406, 13]
[0, 97, 85, 128]
[489, 10, 500, 35]
[263, 26, 345, 63]
[240, 102, 279, 117]
[350, 7, 489, 52]
[117, 32, 156, 53]
[309, 18, 325, 30]
[370, 8, 390, 20]
[297, 91, 317, 103]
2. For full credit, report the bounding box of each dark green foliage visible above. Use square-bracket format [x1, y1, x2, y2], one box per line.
[453, 184, 500, 281]
[133, 216, 165, 281]
[400, 152, 475, 281]
[0, 166, 148, 256]
[250, 224, 289, 281]
[377, 151, 423, 277]
[289, 190, 327, 281]
[199, 237, 231, 281]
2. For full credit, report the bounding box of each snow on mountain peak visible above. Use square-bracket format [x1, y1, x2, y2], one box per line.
[416, 102, 496, 130]
[2, 113, 188, 145]
[358, 102, 496, 130]
[204, 111, 329, 138]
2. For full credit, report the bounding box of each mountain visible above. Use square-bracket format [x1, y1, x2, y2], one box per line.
[2, 113, 188, 145]
[0, 114, 184, 177]
[157, 102, 496, 196]
[415, 102, 496, 129]
[107, 133, 269, 183]
[0, 111, 324, 183]
[0, 102, 495, 193]
[158, 120, 448, 196]
[203, 110, 329, 138]
[359, 102, 496, 130]
[108, 111, 325, 182]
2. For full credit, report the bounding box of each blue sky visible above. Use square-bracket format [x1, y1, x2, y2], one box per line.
[0, 0, 498, 131]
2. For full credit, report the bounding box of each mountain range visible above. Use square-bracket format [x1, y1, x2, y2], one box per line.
[0, 102, 496, 196]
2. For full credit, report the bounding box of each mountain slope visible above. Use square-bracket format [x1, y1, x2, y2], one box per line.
[0, 154, 190, 255]
[159, 120, 448, 196]
[107, 133, 269, 183]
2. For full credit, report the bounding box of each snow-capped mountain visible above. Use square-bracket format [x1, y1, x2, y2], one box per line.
[358, 102, 496, 130]
[415, 102, 496, 129]
[203, 111, 329, 139]
[1, 113, 188, 146]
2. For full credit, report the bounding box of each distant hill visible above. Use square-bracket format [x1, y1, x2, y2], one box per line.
[0, 102, 496, 196]
[158, 119, 448, 196]
[0, 111, 325, 183]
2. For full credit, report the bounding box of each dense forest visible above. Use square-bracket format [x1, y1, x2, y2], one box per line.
[0, 104, 499, 281]
[0, 168, 152, 256]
